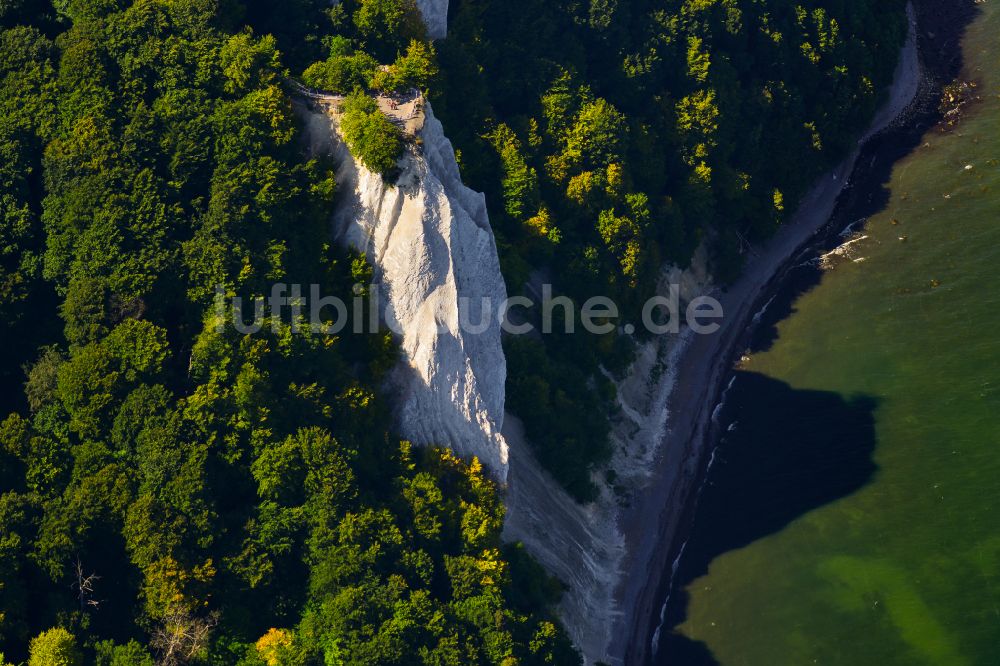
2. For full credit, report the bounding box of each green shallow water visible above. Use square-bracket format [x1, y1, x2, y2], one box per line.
[667, 4, 1000, 665]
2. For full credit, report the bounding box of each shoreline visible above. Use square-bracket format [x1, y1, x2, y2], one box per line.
[613, 1, 979, 663]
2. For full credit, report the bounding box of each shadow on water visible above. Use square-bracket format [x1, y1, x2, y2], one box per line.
[745, 261, 823, 355]
[655, 372, 879, 665]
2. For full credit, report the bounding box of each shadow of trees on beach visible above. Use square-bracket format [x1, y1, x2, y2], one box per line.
[655, 372, 879, 665]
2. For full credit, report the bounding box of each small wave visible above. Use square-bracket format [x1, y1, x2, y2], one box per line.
[651, 436, 727, 656]
[651, 540, 690, 656]
[752, 295, 777, 324]
[710, 401, 724, 425]
[706, 447, 719, 472]
[840, 218, 868, 236]
[711, 376, 737, 425]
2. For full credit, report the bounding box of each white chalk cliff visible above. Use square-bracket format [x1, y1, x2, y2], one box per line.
[415, 0, 449, 40]
[299, 101, 510, 481]
[295, 91, 715, 664]
[298, 5, 713, 662]
[297, 96, 716, 663]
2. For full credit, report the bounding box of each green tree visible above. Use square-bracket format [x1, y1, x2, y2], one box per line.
[596, 192, 651, 284]
[220, 31, 281, 96]
[489, 124, 539, 223]
[352, 0, 425, 61]
[302, 47, 379, 93]
[339, 92, 403, 177]
[548, 97, 627, 182]
[384, 39, 437, 91]
[93, 640, 154, 666]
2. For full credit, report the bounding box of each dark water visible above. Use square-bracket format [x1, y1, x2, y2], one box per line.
[659, 4, 1000, 664]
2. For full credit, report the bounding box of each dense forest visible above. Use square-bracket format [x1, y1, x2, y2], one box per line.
[432, 0, 909, 500]
[0, 1, 576, 664]
[0, 0, 908, 662]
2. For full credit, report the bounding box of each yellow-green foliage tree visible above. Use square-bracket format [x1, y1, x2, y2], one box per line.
[28, 628, 82, 666]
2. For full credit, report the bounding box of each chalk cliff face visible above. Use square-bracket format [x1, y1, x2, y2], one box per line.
[298, 89, 716, 661]
[415, 0, 449, 39]
[299, 90, 722, 661]
[504, 255, 714, 664]
[299, 102, 510, 480]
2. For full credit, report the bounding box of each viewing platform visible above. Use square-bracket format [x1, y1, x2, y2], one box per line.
[288, 79, 427, 136]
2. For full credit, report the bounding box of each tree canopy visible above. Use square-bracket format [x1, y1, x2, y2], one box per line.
[339, 92, 404, 177]
[0, 1, 578, 663]
[432, 0, 908, 500]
